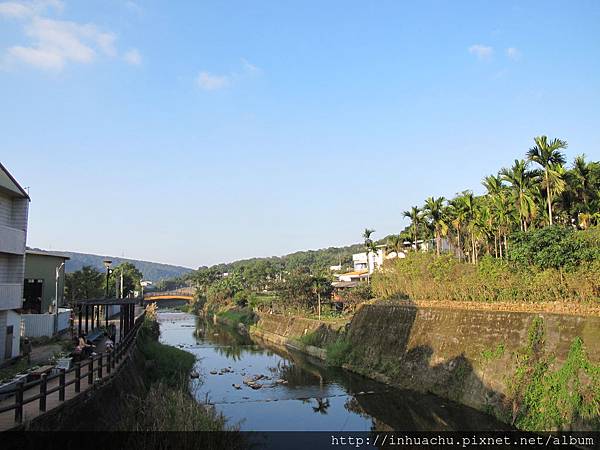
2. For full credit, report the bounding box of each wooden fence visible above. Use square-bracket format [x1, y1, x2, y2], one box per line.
[0, 311, 145, 428]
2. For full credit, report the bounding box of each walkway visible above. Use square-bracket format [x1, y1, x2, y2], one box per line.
[0, 307, 145, 431]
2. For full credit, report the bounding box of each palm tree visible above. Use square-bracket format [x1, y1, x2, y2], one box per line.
[482, 175, 508, 258]
[448, 199, 465, 261]
[362, 228, 375, 282]
[385, 235, 403, 257]
[423, 197, 447, 256]
[500, 159, 537, 232]
[527, 136, 567, 225]
[568, 154, 597, 225]
[489, 191, 514, 258]
[571, 155, 592, 209]
[402, 206, 422, 251]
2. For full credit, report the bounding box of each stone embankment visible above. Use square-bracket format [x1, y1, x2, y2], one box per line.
[244, 301, 600, 430]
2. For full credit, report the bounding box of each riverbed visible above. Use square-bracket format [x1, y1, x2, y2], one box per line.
[158, 311, 508, 431]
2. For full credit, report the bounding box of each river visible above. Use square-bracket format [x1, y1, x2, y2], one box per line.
[158, 311, 508, 432]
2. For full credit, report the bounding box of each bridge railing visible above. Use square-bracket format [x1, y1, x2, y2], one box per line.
[0, 311, 145, 428]
[144, 288, 195, 299]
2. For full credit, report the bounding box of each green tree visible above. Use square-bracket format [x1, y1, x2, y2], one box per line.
[403, 206, 422, 251]
[385, 234, 404, 257]
[362, 228, 376, 282]
[501, 159, 538, 232]
[526, 136, 567, 226]
[311, 274, 333, 319]
[111, 262, 144, 298]
[423, 197, 447, 256]
[65, 265, 104, 302]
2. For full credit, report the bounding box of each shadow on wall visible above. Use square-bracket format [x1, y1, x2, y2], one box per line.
[344, 299, 511, 425]
[344, 300, 600, 431]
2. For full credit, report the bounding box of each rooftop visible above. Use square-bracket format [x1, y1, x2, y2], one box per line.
[0, 162, 30, 200]
[26, 249, 71, 260]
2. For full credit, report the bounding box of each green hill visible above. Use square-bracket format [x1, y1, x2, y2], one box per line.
[29, 248, 193, 282]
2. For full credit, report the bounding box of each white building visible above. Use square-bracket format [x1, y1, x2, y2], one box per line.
[0, 163, 29, 360]
[337, 245, 405, 283]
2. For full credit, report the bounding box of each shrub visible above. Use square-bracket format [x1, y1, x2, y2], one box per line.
[508, 226, 599, 271]
[336, 283, 373, 313]
[326, 337, 352, 366]
[298, 331, 321, 347]
[508, 318, 600, 431]
[372, 251, 600, 303]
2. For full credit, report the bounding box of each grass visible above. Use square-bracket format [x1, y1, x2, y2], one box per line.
[325, 336, 352, 366]
[297, 331, 321, 347]
[137, 319, 195, 388]
[118, 316, 241, 438]
[373, 252, 600, 304]
[216, 309, 255, 326]
[119, 382, 229, 432]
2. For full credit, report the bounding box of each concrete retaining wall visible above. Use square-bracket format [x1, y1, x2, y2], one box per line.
[251, 303, 600, 429]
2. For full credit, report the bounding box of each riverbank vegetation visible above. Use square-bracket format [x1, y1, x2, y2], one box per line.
[375, 137, 600, 304]
[159, 135, 600, 314]
[373, 229, 600, 304]
[507, 318, 600, 431]
[119, 309, 233, 433]
[397, 137, 600, 260]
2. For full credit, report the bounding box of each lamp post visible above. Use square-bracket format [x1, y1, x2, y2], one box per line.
[103, 259, 112, 298]
[54, 262, 65, 335]
[140, 280, 152, 306]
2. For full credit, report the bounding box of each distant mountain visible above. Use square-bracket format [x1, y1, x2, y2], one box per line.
[29, 248, 193, 282]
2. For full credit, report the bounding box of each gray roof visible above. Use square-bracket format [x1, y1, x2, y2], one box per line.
[26, 249, 70, 260]
[0, 162, 30, 200]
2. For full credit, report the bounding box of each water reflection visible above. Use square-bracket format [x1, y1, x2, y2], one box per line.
[158, 312, 510, 432]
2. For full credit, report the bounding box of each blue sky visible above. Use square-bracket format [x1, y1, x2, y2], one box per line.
[1, 0, 599, 268]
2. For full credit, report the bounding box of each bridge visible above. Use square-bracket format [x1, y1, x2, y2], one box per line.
[143, 287, 195, 302]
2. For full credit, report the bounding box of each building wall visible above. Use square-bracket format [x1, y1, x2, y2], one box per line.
[0, 311, 6, 361]
[24, 253, 67, 313]
[6, 310, 20, 357]
[0, 171, 29, 360]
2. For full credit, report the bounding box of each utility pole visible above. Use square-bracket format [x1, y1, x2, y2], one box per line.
[54, 262, 65, 335]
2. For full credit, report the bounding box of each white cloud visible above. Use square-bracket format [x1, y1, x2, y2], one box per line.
[468, 44, 493, 60]
[0, 1, 32, 17]
[506, 47, 521, 61]
[124, 1, 143, 15]
[0, 0, 63, 18]
[241, 57, 260, 75]
[196, 59, 261, 91]
[196, 71, 230, 91]
[6, 16, 116, 70]
[123, 48, 141, 65]
[1, 1, 142, 72]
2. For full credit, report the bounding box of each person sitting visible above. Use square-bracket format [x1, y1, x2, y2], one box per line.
[105, 336, 114, 352]
[77, 334, 94, 357]
[103, 332, 114, 352]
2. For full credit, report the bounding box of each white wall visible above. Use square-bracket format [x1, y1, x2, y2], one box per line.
[21, 309, 71, 338]
[6, 310, 20, 358]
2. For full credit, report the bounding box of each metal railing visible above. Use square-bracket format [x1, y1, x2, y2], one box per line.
[144, 288, 195, 299]
[0, 311, 146, 427]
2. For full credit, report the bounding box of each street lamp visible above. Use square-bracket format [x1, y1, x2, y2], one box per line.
[54, 262, 65, 335]
[140, 280, 152, 306]
[103, 259, 112, 298]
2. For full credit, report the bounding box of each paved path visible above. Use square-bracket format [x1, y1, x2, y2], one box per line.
[30, 343, 63, 366]
[0, 307, 145, 431]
